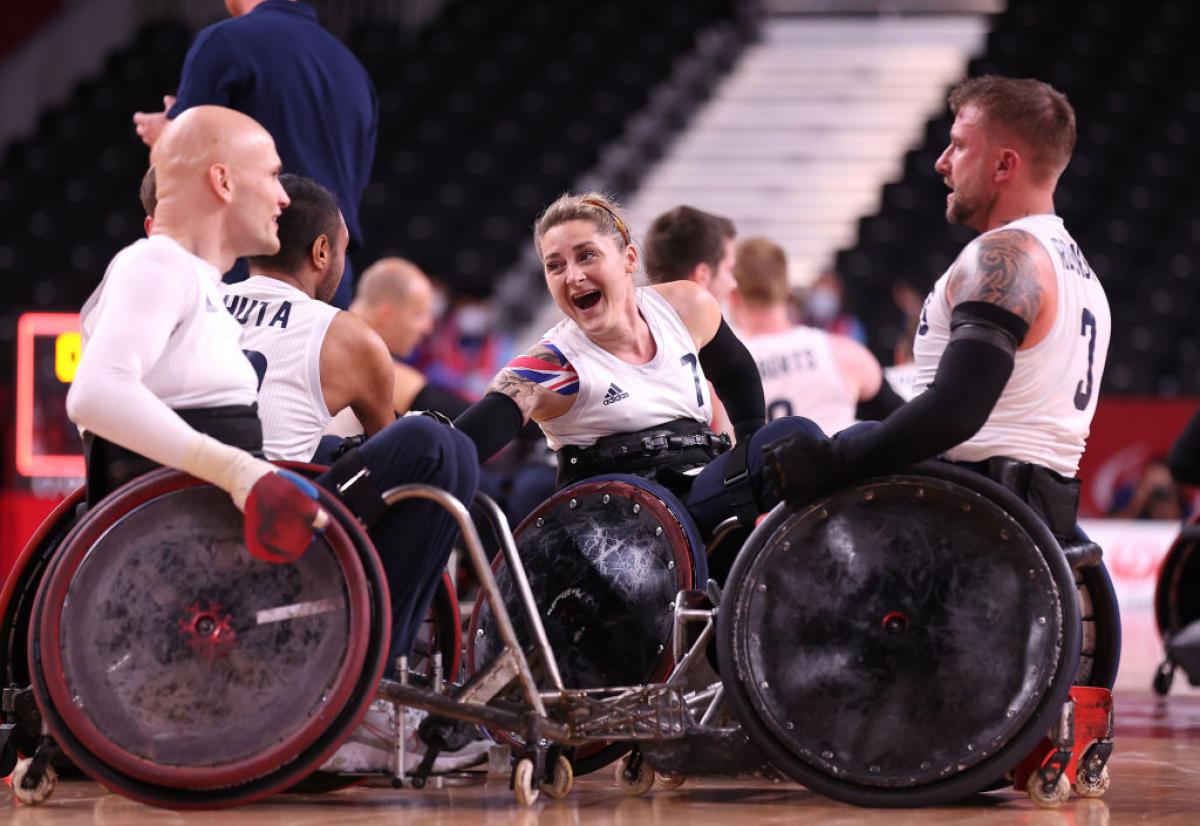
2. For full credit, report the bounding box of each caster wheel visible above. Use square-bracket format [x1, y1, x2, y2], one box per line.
[614, 752, 655, 796]
[657, 772, 686, 790]
[513, 757, 540, 806]
[1153, 660, 1175, 696]
[1075, 765, 1110, 798]
[544, 755, 573, 800]
[1029, 772, 1071, 809]
[11, 758, 57, 806]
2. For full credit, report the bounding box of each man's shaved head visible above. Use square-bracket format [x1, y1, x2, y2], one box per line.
[150, 105, 272, 188]
[355, 258, 431, 307]
[351, 257, 437, 358]
[149, 105, 289, 264]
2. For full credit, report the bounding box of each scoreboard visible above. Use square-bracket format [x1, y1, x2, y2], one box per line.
[15, 312, 84, 478]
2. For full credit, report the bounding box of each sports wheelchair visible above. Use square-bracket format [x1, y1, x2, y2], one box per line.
[1153, 511, 1200, 694]
[1, 460, 1118, 810]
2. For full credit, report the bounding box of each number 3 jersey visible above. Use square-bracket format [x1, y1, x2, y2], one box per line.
[537, 287, 713, 450]
[222, 275, 339, 461]
[912, 214, 1111, 476]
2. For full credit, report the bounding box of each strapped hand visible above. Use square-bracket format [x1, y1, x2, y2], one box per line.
[242, 469, 330, 563]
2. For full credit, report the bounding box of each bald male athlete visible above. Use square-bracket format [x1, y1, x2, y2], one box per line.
[69, 106, 478, 677]
[69, 106, 313, 557]
[350, 257, 470, 417]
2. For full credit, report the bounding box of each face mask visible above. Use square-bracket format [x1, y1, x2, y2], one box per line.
[808, 287, 840, 322]
[456, 306, 491, 336]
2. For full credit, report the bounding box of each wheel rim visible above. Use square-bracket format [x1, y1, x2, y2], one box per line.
[719, 463, 1082, 806]
[29, 469, 391, 808]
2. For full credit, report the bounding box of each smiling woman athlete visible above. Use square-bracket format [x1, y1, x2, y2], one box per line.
[454, 192, 816, 535]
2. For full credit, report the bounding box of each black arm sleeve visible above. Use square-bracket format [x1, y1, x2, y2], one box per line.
[699, 319, 766, 442]
[411, 382, 471, 419]
[1168, 408, 1200, 485]
[453, 391, 525, 463]
[835, 301, 1028, 479]
[855, 378, 905, 421]
[835, 337, 1013, 477]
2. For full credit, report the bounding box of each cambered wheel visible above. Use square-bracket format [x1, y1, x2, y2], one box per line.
[1029, 773, 1071, 808]
[543, 755, 574, 800]
[11, 757, 57, 806]
[467, 476, 704, 774]
[614, 752, 655, 796]
[719, 462, 1083, 808]
[27, 469, 391, 810]
[512, 758, 539, 806]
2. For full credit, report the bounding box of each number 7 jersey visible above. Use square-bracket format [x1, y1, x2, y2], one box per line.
[911, 214, 1111, 476]
[536, 287, 713, 450]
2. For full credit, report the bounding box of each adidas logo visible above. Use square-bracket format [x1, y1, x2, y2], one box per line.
[602, 383, 629, 405]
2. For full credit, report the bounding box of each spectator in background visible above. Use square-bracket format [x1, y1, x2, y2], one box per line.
[349, 257, 471, 418]
[643, 204, 738, 306]
[729, 237, 902, 434]
[803, 268, 867, 345]
[1111, 458, 1188, 521]
[418, 295, 514, 401]
[132, 0, 377, 309]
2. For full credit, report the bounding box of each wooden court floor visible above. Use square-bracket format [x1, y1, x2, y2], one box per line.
[4, 614, 1199, 824]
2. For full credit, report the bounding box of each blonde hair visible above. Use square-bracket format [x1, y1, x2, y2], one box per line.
[532, 191, 631, 259]
[733, 237, 789, 307]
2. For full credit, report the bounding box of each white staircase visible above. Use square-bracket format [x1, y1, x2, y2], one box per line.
[626, 16, 989, 287]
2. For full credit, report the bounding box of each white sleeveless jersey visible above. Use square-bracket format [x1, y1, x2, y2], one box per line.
[912, 214, 1110, 476]
[222, 276, 339, 461]
[538, 287, 712, 450]
[745, 326, 857, 435]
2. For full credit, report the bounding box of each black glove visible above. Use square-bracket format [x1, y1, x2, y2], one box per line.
[763, 429, 848, 503]
[329, 433, 368, 463]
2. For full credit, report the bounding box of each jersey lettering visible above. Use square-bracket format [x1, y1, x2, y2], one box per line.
[1051, 237, 1095, 280]
[268, 302, 291, 328]
[224, 296, 292, 329]
[755, 349, 817, 381]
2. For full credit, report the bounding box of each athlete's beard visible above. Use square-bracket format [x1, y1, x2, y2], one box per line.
[946, 186, 995, 231]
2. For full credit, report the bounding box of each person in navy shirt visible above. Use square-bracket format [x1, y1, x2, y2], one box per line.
[134, 0, 378, 309]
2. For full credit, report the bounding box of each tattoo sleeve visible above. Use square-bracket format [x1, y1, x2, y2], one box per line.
[950, 229, 1043, 327]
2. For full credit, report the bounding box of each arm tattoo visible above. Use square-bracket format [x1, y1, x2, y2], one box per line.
[487, 341, 576, 418]
[951, 229, 1043, 327]
[489, 370, 541, 418]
